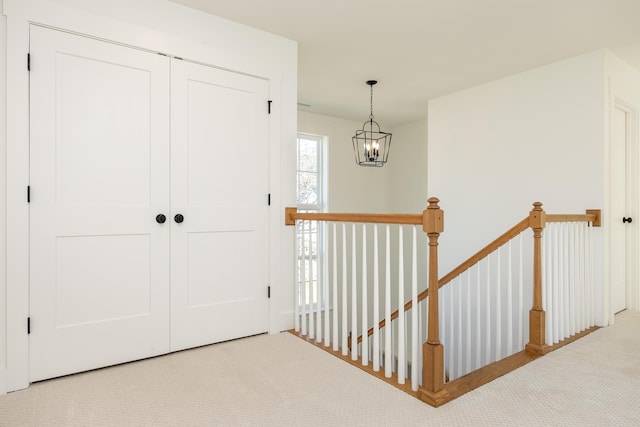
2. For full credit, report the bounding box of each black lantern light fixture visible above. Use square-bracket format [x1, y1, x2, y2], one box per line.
[352, 80, 392, 167]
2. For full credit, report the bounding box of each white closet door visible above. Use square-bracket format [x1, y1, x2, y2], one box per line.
[29, 26, 171, 381]
[170, 59, 270, 351]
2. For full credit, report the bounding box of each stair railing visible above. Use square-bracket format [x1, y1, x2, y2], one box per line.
[285, 199, 600, 406]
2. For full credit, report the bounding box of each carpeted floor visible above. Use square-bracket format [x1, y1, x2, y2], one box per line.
[0, 311, 639, 426]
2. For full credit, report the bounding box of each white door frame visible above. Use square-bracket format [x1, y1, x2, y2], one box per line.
[3, 0, 295, 393]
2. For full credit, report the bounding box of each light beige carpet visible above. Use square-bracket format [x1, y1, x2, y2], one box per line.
[1, 311, 639, 426]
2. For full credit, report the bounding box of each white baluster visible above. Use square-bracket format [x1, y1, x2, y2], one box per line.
[323, 222, 330, 347]
[418, 298, 424, 386]
[496, 247, 502, 360]
[308, 220, 315, 340]
[441, 282, 446, 377]
[518, 233, 524, 348]
[554, 223, 564, 342]
[411, 226, 418, 390]
[301, 220, 308, 337]
[391, 320, 396, 374]
[552, 224, 560, 344]
[373, 225, 380, 372]
[579, 222, 586, 331]
[311, 221, 324, 343]
[341, 223, 348, 356]
[587, 221, 593, 326]
[384, 225, 392, 378]
[314, 223, 321, 342]
[294, 220, 300, 333]
[397, 226, 405, 384]
[575, 222, 582, 332]
[449, 279, 454, 379]
[507, 240, 513, 354]
[544, 223, 553, 346]
[404, 319, 409, 382]
[457, 275, 463, 379]
[587, 221, 595, 326]
[584, 221, 590, 326]
[466, 270, 472, 374]
[362, 223, 368, 366]
[577, 222, 584, 332]
[570, 222, 577, 336]
[563, 223, 570, 340]
[476, 263, 481, 369]
[351, 223, 358, 361]
[332, 223, 338, 351]
[485, 254, 491, 364]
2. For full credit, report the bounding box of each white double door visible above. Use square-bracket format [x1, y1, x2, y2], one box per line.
[29, 26, 270, 381]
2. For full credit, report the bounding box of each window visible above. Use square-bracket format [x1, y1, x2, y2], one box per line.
[297, 134, 324, 210]
[296, 134, 325, 309]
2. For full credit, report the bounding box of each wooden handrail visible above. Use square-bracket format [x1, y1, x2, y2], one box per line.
[286, 209, 599, 227]
[285, 208, 423, 226]
[546, 213, 598, 224]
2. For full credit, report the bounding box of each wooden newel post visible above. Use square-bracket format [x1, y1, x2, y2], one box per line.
[418, 197, 449, 406]
[525, 202, 550, 355]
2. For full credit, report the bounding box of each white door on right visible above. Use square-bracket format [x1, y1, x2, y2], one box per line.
[611, 105, 630, 314]
[170, 59, 270, 351]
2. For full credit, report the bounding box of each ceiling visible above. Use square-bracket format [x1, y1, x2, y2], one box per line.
[171, 0, 640, 127]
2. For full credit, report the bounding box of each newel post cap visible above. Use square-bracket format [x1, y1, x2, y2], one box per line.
[529, 201, 546, 229]
[285, 207, 297, 226]
[423, 197, 444, 234]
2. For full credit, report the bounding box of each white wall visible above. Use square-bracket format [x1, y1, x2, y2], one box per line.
[428, 51, 607, 325]
[2, 0, 296, 393]
[388, 118, 429, 213]
[298, 110, 392, 213]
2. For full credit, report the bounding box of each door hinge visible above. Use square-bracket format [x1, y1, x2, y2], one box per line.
[268, 286, 271, 298]
[27, 53, 31, 71]
[268, 193, 271, 206]
[27, 185, 31, 203]
[27, 317, 31, 334]
[268, 100, 272, 114]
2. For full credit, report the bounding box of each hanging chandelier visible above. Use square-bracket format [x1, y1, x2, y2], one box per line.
[352, 80, 392, 167]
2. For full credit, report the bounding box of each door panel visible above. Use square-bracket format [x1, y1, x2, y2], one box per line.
[611, 106, 628, 314]
[170, 60, 270, 351]
[55, 234, 151, 327]
[29, 26, 171, 381]
[611, 106, 627, 313]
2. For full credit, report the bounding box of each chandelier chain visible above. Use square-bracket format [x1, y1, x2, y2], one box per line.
[369, 84, 374, 121]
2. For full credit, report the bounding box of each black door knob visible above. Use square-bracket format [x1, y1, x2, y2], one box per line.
[156, 214, 167, 224]
[174, 214, 184, 224]
[623, 217, 633, 224]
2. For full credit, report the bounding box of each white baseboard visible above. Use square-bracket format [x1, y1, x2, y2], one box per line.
[275, 310, 294, 333]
